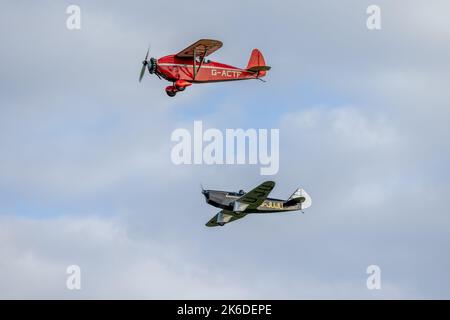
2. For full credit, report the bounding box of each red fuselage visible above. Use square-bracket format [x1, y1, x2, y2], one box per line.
[156, 55, 260, 83]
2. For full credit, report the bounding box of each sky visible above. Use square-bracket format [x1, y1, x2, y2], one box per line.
[0, 0, 450, 299]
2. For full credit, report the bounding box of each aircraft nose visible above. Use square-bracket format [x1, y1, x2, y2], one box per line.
[148, 57, 157, 74]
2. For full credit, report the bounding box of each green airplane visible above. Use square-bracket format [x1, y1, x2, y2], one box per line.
[202, 181, 312, 227]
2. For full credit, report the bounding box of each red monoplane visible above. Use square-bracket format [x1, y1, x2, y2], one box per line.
[139, 39, 271, 97]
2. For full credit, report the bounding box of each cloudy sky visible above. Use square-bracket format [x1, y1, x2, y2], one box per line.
[1, 0, 449, 299]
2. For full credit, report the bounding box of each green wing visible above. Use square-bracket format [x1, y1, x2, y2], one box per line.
[205, 210, 247, 227]
[235, 181, 275, 210]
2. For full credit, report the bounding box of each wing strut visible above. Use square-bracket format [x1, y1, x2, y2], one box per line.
[193, 46, 208, 80]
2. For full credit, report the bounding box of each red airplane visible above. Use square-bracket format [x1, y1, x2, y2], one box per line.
[139, 39, 271, 97]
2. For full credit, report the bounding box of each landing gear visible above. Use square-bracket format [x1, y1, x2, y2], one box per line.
[166, 90, 176, 97]
[175, 80, 191, 93]
[218, 222, 225, 227]
[165, 81, 191, 97]
[165, 85, 177, 97]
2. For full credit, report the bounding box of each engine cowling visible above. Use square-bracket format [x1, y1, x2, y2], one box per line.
[148, 57, 157, 74]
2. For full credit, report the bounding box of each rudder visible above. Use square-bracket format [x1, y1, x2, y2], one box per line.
[287, 188, 312, 210]
[246, 49, 271, 76]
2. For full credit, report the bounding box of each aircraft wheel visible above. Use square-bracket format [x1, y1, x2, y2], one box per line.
[166, 89, 176, 97]
[218, 222, 225, 227]
[176, 86, 185, 92]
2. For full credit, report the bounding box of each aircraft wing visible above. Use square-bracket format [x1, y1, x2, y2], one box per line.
[235, 181, 275, 210]
[206, 210, 247, 227]
[176, 39, 223, 58]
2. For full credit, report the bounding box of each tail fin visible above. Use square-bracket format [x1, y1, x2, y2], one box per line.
[286, 188, 312, 210]
[246, 49, 271, 77]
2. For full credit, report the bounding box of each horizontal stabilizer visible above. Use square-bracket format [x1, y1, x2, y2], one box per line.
[247, 65, 272, 73]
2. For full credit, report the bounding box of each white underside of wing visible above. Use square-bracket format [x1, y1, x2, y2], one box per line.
[233, 201, 249, 212]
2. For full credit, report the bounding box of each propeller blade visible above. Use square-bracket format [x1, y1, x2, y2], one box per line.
[139, 47, 150, 82]
[144, 47, 149, 61]
[139, 63, 146, 82]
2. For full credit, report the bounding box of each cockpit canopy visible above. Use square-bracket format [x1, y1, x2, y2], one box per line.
[227, 190, 246, 197]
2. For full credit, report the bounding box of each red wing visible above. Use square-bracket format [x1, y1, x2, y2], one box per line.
[175, 39, 223, 58]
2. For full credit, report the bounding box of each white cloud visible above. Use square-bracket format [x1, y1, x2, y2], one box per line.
[0, 214, 421, 299]
[0, 215, 254, 299]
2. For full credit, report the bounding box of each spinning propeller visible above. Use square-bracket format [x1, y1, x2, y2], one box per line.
[139, 46, 159, 82]
[138, 47, 150, 82]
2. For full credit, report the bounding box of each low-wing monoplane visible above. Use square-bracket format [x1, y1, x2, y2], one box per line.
[139, 39, 270, 96]
[202, 181, 312, 227]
